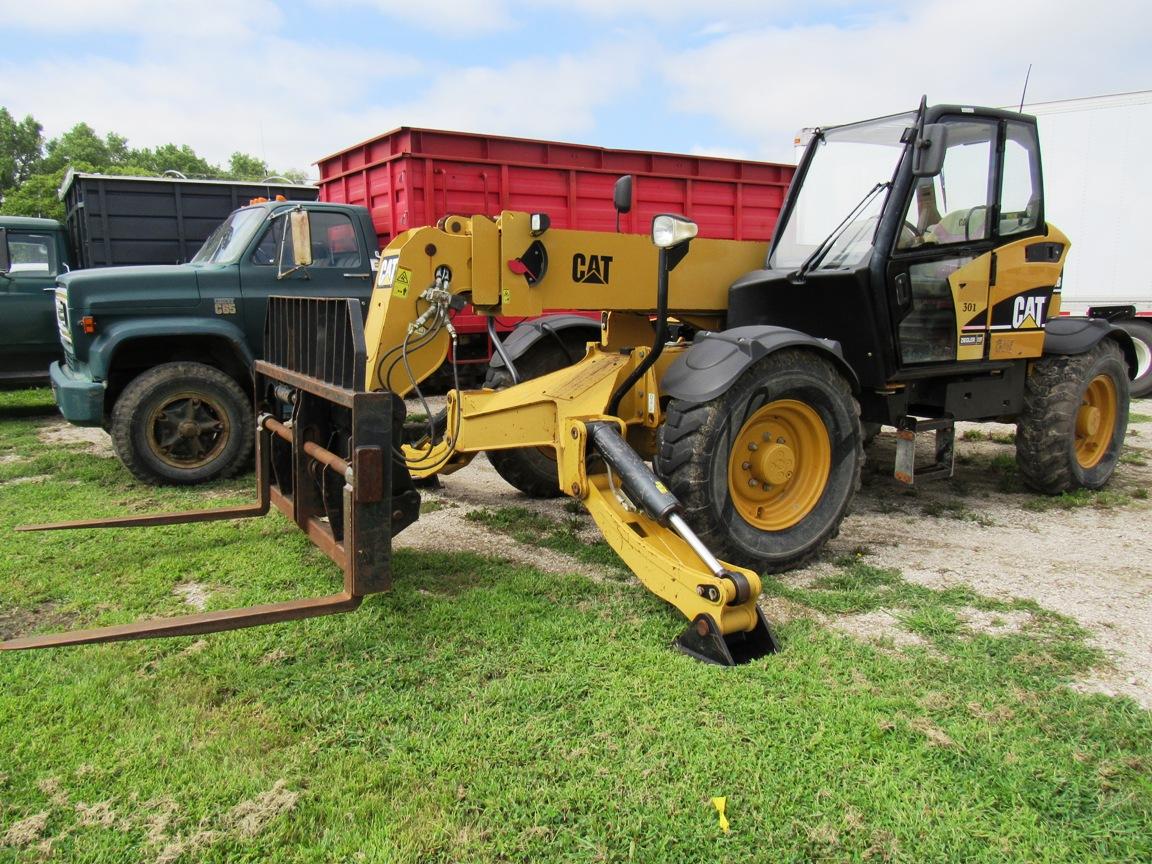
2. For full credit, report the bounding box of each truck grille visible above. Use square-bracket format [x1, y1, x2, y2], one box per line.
[54, 289, 72, 349]
[263, 296, 367, 391]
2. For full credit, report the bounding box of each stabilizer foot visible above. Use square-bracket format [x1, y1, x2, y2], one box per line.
[674, 609, 781, 666]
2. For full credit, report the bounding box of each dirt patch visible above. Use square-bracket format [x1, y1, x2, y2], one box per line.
[37, 421, 115, 458]
[830, 610, 933, 650]
[2, 812, 49, 847]
[224, 780, 298, 839]
[173, 582, 210, 611]
[0, 604, 76, 642]
[0, 474, 51, 486]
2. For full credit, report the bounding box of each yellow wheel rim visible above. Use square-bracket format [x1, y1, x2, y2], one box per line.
[1075, 374, 1118, 469]
[727, 399, 830, 531]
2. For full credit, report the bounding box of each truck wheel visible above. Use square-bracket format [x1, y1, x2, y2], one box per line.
[110, 362, 254, 486]
[1116, 318, 1152, 398]
[656, 349, 863, 573]
[484, 332, 592, 498]
[1015, 340, 1129, 493]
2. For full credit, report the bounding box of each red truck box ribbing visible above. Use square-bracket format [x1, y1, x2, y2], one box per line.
[316, 127, 794, 245]
[316, 128, 795, 374]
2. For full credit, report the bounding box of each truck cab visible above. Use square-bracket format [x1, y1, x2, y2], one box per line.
[0, 217, 72, 385]
[52, 200, 378, 485]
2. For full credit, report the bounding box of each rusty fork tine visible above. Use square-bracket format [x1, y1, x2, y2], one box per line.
[0, 593, 362, 650]
[16, 424, 273, 533]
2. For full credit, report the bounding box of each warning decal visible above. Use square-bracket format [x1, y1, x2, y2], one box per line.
[392, 267, 412, 298]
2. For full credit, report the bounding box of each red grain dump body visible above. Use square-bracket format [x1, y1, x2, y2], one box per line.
[316, 127, 795, 371]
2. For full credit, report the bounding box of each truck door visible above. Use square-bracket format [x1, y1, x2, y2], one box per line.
[887, 116, 1049, 368]
[0, 229, 63, 379]
[238, 208, 372, 349]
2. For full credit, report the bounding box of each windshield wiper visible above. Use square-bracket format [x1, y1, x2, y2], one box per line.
[793, 181, 890, 281]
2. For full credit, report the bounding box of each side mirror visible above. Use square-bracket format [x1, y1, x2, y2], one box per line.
[289, 210, 313, 268]
[0, 228, 9, 274]
[613, 175, 633, 214]
[912, 123, 948, 177]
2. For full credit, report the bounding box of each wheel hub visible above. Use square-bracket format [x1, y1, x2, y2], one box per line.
[1075, 374, 1118, 469]
[727, 399, 831, 531]
[756, 443, 796, 486]
[148, 393, 230, 469]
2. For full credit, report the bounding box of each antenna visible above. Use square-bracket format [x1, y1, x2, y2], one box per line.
[1018, 64, 1033, 112]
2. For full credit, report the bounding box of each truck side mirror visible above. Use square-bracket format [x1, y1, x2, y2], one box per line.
[912, 124, 948, 177]
[289, 210, 313, 268]
[614, 175, 633, 233]
[613, 176, 633, 214]
[0, 228, 9, 274]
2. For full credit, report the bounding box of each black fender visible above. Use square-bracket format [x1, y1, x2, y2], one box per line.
[488, 313, 601, 368]
[1044, 317, 1137, 380]
[661, 325, 859, 404]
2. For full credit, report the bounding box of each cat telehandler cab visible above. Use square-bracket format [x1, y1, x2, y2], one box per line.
[4, 100, 1135, 665]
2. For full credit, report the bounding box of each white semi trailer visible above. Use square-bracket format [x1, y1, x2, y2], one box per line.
[1025, 90, 1152, 396]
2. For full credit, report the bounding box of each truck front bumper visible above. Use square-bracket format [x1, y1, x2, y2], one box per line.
[49, 361, 105, 426]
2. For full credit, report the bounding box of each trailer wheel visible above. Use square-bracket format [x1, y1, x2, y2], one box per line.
[111, 362, 254, 486]
[1116, 318, 1152, 398]
[484, 332, 592, 498]
[656, 349, 863, 572]
[1015, 340, 1129, 493]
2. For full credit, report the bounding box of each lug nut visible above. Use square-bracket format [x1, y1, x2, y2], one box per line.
[741, 461, 751, 470]
[748, 478, 758, 487]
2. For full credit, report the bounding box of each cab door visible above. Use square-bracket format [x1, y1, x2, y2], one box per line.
[0, 229, 63, 379]
[887, 116, 1052, 370]
[887, 117, 1000, 368]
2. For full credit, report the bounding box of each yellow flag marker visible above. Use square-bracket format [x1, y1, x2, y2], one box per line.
[711, 796, 730, 833]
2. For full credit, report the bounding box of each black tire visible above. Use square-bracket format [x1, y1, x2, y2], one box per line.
[1116, 318, 1152, 398]
[110, 361, 254, 486]
[484, 331, 592, 498]
[1015, 340, 1129, 494]
[655, 349, 863, 573]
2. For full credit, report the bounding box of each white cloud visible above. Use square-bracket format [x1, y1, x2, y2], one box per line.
[372, 44, 646, 140]
[663, 0, 1152, 162]
[315, 0, 514, 37]
[0, 37, 424, 174]
[0, 0, 284, 39]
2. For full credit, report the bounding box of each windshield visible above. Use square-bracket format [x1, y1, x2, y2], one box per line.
[770, 111, 914, 271]
[191, 207, 268, 264]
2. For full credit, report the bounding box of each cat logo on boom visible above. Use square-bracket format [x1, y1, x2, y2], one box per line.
[572, 253, 613, 285]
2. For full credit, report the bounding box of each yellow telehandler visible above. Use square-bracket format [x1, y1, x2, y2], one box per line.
[4, 100, 1135, 664]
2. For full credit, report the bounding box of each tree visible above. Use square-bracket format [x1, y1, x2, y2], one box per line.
[227, 152, 269, 181]
[129, 143, 217, 178]
[41, 123, 130, 174]
[0, 108, 44, 202]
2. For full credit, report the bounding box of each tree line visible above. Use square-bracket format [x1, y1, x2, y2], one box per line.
[0, 107, 309, 221]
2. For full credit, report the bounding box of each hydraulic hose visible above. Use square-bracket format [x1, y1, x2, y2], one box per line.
[607, 246, 670, 418]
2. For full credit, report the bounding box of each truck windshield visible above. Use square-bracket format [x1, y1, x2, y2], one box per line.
[769, 111, 914, 272]
[191, 207, 267, 264]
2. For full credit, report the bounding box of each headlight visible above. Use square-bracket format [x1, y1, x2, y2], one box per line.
[651, 214, 699, 249]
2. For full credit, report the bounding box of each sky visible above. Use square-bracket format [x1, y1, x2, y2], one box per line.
[1, 0, 1150, 178]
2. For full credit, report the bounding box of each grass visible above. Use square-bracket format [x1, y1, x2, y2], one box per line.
[1, 388, 1150, 863]
[1129, 412, 1152, 423]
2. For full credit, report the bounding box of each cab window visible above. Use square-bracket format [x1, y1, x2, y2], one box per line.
[6, 233, 58, 276]
[999, 121, 1042, 237]
[251, 211, 362, 268]
[898, 120, 996, 249]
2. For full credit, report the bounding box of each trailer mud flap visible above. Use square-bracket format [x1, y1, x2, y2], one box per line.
[2, 297, 419, 651]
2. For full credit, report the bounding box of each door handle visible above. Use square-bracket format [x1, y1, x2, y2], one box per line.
[894, 272, 910, 307]
[343, 273, 370, 279]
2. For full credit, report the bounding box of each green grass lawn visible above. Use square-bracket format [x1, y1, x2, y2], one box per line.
[1, 389, 1149, 863]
